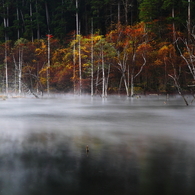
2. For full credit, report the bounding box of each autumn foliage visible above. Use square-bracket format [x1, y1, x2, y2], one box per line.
[0, 21, 195, 97]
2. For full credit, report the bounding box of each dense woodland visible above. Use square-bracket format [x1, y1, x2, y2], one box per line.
[0, 0, 195, 101]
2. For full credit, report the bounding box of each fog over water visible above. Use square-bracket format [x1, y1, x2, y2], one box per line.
[0, 95, 195, 195]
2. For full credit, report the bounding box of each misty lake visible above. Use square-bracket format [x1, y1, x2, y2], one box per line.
[0, 95, 195, 195]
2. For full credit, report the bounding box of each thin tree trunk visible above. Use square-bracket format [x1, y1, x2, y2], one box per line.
[5, 42, 8, 95]
[188, 0, 191, 43]
[30, 0, 33, 42]
[16, 1, 20, 39]
[76, 0, 82, 95]
[130, 74, 134, 97]
[123, 0, 128, 25]
[118, 1, 120, 24]
[101, 48, 105, 97]
[123, 72, 129, 97]
[18, 47, 23, 96]
[45, 1, 50, 33]
[78, 33, 82, 95]
[91, 18, 94, 96]
[36, 0, 40, 39]
[105, 64, 110, 97]
[3, 1, 9, 95]
[168, 74, 189, 106]
[130, 52, 136, 97]
[172, 7, 176, 43]
[95, 63, 100, 95]
[13, 54, 17, 94]
[47, 35, 51, 95]
[73, 40, 76, 95]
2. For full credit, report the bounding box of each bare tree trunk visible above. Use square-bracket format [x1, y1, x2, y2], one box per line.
[130, 74, 134, 97]
[13, 55, 17, 94]
[30, 0, 33, 42]
[76, 0, 82, 95]
[117, 48, 129, 96]
[122, 0, 129, 25]
[130, 52, 136, 97]
[101, 47, 105, 97]
[5, 42, 8, 95]
[172, 7, 176, 43]
[123, 72, 129, 97]
[16, 1, 20, 39]
[131, 54, 146, 97]
[3, 1, 9, 95]
[105, 64, 110, 97]
[18, 47, 23, 96]
[168, 58, 189, 106]
[187, 0, 191, 43]
[168, 74, 189, 106]
[47, 35, 51, 96]
[45, 1, 50, 33]
[78, 33, 82, 95]
[118, 1, 120, 24]
[91, 19, 94, 96]
[36, 0, 40, 39]
[176, 38, 195, 80]
[95, 63, 100, 96]
[73, 40, 76, 95]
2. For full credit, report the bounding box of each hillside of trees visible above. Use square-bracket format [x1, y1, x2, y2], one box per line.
[0, 0, 195, 100]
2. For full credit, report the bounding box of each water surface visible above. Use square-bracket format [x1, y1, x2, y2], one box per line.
[0, 95, 195, 195]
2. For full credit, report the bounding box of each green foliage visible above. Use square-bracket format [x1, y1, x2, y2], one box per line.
[14, 38, 28, 46]
[139, 0, 162, 22]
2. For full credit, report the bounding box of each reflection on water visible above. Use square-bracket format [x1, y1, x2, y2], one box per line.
[0, 95, 195, 195]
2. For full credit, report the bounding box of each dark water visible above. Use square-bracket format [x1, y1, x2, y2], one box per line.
[0, 95, 195, 195]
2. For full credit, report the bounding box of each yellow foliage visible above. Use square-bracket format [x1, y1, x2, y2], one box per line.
[41, 41, 47, 49]
[154, 59, 163, 65]
[158, 45, 169, 56]
[39, 77, 46, 85]
[83, 63, 90, 67]
[35, 48, 42, 54]
[137, 42, 152, 52]
[39, 67, 48, 74]
[70, 39, 78, 47]
[93, 35, 102, 42]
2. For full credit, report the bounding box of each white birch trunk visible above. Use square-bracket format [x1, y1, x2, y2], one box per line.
[5, 42, 8, 95]
[18, 48, 23, 96]
[3, 2, 9, 95]
[102, 48, 105, 97]
[76, 0, 82, 95]
[78, 34, 82, 95]
[123, 73, 129, 97]
[91, 19, 94, 96]
[73, 41, 76, 95]
[12, 54, 18, 94]
[105, 64, 110, 97]
[130, 74, 134, 97]
[47, 35, 51, 95]
[95, 63, 100, 95]
[131, 54, 146, 97]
